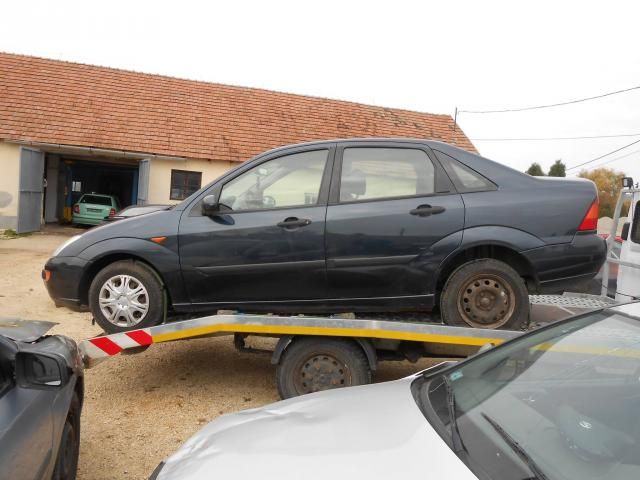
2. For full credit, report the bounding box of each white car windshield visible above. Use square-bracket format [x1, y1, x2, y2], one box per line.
[420, 304, 640, 480]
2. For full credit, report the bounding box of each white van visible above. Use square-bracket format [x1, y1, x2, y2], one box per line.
[616, 179, 640, 301]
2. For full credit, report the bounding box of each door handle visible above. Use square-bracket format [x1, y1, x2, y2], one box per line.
[277, 217, 312, 229]
[410, 204, 446, 217]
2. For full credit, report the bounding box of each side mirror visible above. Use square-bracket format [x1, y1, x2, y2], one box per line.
[201, 195, 220, 216]
[623, 177, 634, 189]
[621, 222, 630, 241]
[15, 351, 69, 389]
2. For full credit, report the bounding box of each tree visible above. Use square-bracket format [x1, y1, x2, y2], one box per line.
[526, 163, 545, 176]
[548, 159, 566, 177]
[578, 168, 626, 218]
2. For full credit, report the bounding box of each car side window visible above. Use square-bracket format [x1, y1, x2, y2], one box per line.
[339, 148, 435, 203]
[433, 150, 496, 193]
[220, 150, 328, 211]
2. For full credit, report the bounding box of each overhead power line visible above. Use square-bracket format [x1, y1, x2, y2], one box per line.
[459, 85, 640, 114]
[471, 132, 640, 142]
[584, 148, 640, 171]
[566, 138, 640, 171]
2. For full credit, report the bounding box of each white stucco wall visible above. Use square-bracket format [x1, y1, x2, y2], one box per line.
[147, 158, 235, 204]
[0, 142, 21, 229]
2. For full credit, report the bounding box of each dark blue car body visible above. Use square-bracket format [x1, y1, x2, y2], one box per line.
[43, 139, 605, 327]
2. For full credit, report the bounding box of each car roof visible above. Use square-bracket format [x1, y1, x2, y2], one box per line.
[81, 193, 114, 198]
[257, 137, 459, 155]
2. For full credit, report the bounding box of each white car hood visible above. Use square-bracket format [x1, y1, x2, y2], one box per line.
[158, 376, 477, 480]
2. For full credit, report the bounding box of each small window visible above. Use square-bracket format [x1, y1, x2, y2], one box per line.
[631, 201, 640, 244]
[434, 150, 496, 193]
[220, 150, 328, 211]
[339, 148, 435, 203]
[171, 170, 202, 201]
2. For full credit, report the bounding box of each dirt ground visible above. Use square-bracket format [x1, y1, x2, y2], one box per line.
[0, 229, 440, 479]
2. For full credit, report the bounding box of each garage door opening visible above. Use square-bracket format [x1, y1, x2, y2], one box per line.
[43, 156, 142, 224]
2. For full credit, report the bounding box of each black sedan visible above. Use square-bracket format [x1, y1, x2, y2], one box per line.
[0, 319, 84, 480]
[43, 139, 605, 334]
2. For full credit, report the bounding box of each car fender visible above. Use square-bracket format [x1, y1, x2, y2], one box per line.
[434, 226, 545, 289]
[76, 237, 189, 305]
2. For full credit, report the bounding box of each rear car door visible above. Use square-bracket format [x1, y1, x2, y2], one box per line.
[0, 337, 55, 480]
[179, 146, 334, 306]
[325, 142, 465, 307]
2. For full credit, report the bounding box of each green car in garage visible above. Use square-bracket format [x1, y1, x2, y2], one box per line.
[72, 194, 120, 226]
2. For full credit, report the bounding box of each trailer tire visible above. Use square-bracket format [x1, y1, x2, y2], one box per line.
[276, 337, 371, 399]
[89, 260, 165, 334]
[440, 258, 529, 330]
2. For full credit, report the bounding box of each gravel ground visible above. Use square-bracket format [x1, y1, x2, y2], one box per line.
[0, 230, 442, 479]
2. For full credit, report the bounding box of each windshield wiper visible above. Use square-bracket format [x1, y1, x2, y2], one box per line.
[441, 374, 465, 453]
[481, 413, 549, 480]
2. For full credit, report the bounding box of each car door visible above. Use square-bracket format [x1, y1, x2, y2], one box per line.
[179, 146, 334, 306]
[617, 196, 640, 300]
[325, 142, 465, 307]
[0, 337, 55, 480]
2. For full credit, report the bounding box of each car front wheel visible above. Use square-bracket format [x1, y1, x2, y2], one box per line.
[440, 258, 529, 330]
[89, 260, 165, 333]
[52, 393, 80, 480]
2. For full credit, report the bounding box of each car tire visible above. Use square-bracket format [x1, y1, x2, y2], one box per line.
[52, 392, 80, 480]
[89, 260, 165, 334]
[276, 337, 371, 399]
[440, 259, 529, 330]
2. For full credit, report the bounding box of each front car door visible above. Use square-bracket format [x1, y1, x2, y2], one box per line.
[178, 146, 334, 308]
[325, 142, 465, 310]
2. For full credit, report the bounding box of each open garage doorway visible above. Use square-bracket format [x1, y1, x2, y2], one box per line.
[44, 156, 142, 224]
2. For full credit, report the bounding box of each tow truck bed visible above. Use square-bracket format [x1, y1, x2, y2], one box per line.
[79, 293, 616, 399]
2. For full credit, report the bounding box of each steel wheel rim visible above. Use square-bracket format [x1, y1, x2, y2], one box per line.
[99, 274, 149, 327]
[294, 354, 351, 395]
[456, 274, 515, 329]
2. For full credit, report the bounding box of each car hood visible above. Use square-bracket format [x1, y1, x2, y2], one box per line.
[158, 376, 477, 480]
[0, 318, 57, 342]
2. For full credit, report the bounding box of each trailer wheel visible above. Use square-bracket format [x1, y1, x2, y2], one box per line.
[440, 259, 529, 330]
[276, 337, 371, 399]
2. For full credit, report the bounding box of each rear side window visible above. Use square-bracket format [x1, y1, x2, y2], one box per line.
[80, 195, 113, 206]
[339, 148, 435, 202]
[632, 201, 640, 243]
[434, 150, 496, 193]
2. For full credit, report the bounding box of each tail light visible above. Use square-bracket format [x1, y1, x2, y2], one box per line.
[109, 208, 116, 218]
[73, 204, 79, 214]
[578, 198, 599, 231]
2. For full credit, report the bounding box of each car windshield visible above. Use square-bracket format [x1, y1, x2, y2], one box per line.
[419, 304, 640, 480]
[80, 195, 112, 206]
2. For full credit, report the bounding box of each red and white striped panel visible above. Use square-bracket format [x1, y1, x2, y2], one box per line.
[82, 329, 154, 361]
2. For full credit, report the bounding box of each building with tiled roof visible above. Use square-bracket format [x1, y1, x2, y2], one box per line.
[0, 52, 475, 232]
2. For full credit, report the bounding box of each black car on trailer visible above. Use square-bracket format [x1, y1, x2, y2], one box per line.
[43, 139, 605, 333]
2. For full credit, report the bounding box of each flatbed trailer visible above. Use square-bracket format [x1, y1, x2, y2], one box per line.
[79, 293, 616, 399]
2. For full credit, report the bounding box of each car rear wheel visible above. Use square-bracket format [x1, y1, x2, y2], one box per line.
[52, 393, 80, 480]
[89, 260, 165, 333]
[276, 337, 371, 399]
[440, 259, 529, 330]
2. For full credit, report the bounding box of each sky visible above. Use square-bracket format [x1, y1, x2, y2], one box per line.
[2, 0, 640, 182]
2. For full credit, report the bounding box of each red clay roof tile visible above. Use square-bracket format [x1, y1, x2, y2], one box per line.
[0, 52, 475, 161]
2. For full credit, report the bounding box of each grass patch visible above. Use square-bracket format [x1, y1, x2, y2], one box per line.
[0, 229, 32, 239]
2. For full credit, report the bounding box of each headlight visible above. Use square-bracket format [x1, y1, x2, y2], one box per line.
[52, 234, 82, 257]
